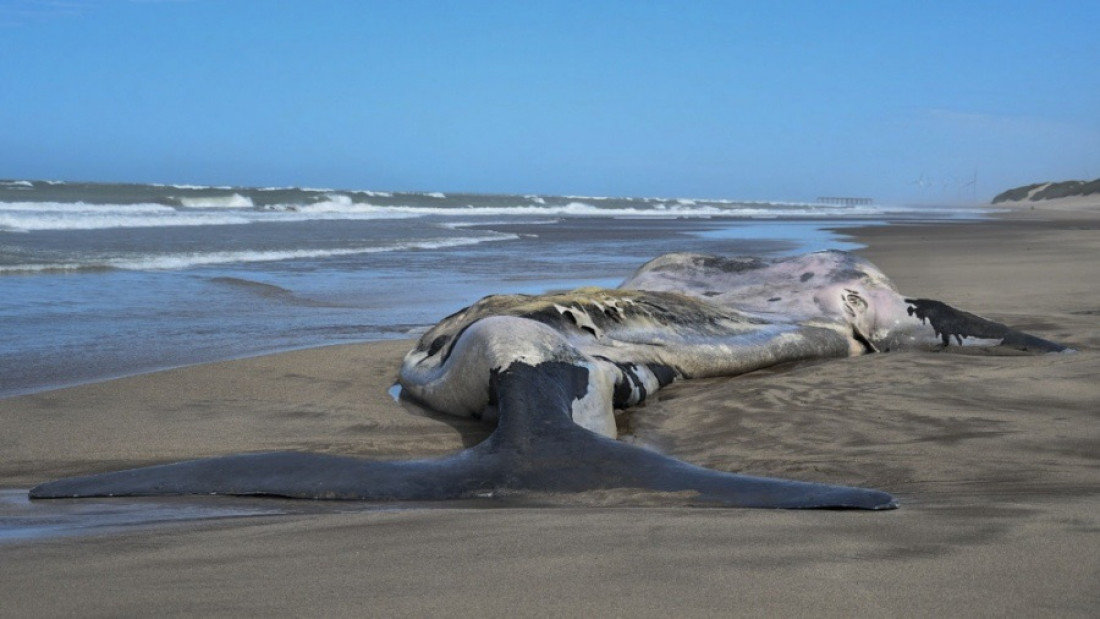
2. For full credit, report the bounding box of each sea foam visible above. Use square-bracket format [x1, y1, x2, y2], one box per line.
[177, 194, 255, 208]
[0, 202, 250, 231]
[0, 234, 519, 274]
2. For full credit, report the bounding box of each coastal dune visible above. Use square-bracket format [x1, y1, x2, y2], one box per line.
[1, 199, 1097, 616]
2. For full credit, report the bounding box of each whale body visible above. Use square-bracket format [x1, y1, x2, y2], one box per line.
[31, 251, 1068, 510]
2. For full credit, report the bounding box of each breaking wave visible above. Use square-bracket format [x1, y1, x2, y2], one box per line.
[0, 202, 251, 231]
[0, 233, 518, 274]
[177, 193, 255, 208]
[1, 179, 939, 234]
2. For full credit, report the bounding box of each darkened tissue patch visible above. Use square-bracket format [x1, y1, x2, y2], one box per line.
[800, 272, 815, 282]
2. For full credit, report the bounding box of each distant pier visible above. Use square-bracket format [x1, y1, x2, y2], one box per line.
[816, 196, 873, 206]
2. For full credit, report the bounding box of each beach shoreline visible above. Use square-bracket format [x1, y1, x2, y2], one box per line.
[1, 199, 1097, 616]
[0, 211, 927, 401]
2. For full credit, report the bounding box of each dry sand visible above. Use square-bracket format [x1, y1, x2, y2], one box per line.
[1, 199, 1097, 616]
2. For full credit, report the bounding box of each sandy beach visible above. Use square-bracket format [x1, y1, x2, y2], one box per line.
[1, 201, 1097, 616]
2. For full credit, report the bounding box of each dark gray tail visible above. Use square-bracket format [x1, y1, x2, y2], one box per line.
[29, 450, 504, 501]
[32, 360, 897, 510]
[485, 360, 897, 509]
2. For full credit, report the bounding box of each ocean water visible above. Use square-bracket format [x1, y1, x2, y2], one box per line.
[0, 180, 984, 397]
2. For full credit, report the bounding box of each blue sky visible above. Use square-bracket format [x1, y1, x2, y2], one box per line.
[2, 1, 1097, 203]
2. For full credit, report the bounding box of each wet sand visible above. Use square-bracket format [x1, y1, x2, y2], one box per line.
[1, 199, 1097, 616]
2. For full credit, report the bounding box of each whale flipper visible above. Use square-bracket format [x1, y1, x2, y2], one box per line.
[904, 298, 1070, 353]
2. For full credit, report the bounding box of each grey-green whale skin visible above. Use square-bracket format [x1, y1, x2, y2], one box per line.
[30, 361, 897, 509]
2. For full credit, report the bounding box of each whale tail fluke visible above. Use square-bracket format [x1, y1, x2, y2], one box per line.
[485, 360, 899, 510]
[29, 360, 897, 510]
[28, 450, 503, 501]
